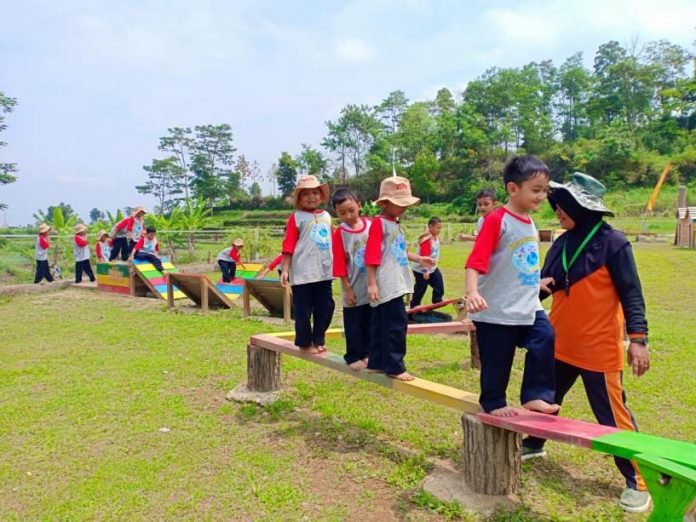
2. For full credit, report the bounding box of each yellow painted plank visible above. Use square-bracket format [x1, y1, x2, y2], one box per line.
[159, 290, 186, 300]
[266, 322, 474, 341]
[96, 275, 130, 287]
[135, 263, 156, 272]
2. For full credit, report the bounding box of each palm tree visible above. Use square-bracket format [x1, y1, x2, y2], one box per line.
[177, 198, 212, 254]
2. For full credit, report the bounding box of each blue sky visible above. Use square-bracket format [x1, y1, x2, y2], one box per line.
[2, 0, 695, 226]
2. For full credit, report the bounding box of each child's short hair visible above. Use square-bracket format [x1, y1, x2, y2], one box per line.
[146, 225, 156, 233]
[503, 155, 550, 186]
[331, 187, 359, 208]
[476, 188, 497, 201]
[428, 216, 441, 227]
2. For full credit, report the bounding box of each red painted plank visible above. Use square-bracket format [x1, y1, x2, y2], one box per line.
[97, 284, 131, 296]
[150, 276, 167, 286]
[406, 321, 474, 335]
[407, 297, 463, 315]
[478, 411, 619, 448]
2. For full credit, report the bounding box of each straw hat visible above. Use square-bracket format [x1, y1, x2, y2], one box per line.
[97, 229, 109, 241]
[291, 175, 329, 208]
[131, 206, 147, 217]
[38, 223, 51, 234]
[232, 238, 244, 247]
[549, 172, 614, 217]
[374, 176, 420, 207]
[74, 223, 88, 234]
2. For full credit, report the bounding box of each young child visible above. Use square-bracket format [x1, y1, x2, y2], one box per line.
[217, 238, 246, 283]
[256, 253, 282, 279]
[458, 189, 498, 241]
[95, 230, 112, 263]
[109, 207, 146, 261]
[34, 223, 54, 284]
[129, 225, 165, 273]
[73, 224, 96, 283]
[465, 155, 559, 417]
[332, 188, 372, 370]
[280, 175, 335, 354]
[365, 176, 434, 381]
[410, 216, 444, 309]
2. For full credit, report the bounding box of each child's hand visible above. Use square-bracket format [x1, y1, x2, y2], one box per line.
[466, 291, 487, 313]
[419, 256, 435, 269]
[368, 282, 379, 303]
[280, 269, 290, 287]
[345, 287, 357, 307]
[423, 272, 430, 281]
[540, 277, 554, 294]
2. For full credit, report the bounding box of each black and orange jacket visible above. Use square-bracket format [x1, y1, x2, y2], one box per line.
[541, 223, 648, 372]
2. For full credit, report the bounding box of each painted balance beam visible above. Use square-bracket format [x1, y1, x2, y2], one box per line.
[264, 321, 476, 342]
[166, 272, 234, 311]
[96, 262, 131, 295]
[214, 263, 266, 303]
[131, 257, 186, 300]
[633, 454, 696, 521]
[406, 297, 466, 315]
[248, 331, 480, 413]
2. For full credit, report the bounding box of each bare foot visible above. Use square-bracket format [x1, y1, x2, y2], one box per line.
[297, 345, 322, 354]
[315, 345, 328, 353]
[388, 372, 415, 381]
[489, 406, 520, 417]
[348, 360, 368, 370]
[522, 400, 560, 414]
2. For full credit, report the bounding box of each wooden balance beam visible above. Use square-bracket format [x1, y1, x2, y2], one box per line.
[242, 323, 696, 519]
[166, 272, 234, 312]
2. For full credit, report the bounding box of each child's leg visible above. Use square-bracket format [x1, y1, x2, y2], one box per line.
[34, 261, 44, 283]
[381, 296, 409, 376]
[229, 261, 237, 281]
[108, 240, 119, 261]
[84, 260, 96, 282]
[126, 241, 135, 260]
[429, 268, 445, 304]
[291, 283, 313, 348]
[310, 280, 335, 348]
[474, 320, 518, 413]
[217, 260, 230, 282]
[410, 272, 427, 308]
[45, 262, 54, 282]
[366, 303, 384, 371]
[75, 261, 83, 283]
[518, 311, 557, 410]
[142, 253, 164, 272]
[343, 303, 371, 365]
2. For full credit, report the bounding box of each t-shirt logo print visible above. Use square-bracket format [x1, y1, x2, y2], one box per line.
[390, 233, 409, 267]
[310, 223, 331, 251]
[352, 243, 366, 272]
[511, 241, 540, 286]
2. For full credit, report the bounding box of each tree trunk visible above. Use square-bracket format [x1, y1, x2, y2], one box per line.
[247, 344, 281, 393]
[462, 413, 520, 495]
[469, 331, 481, 370]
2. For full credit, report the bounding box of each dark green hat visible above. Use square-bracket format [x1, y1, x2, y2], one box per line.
[549, 172, 614, 217]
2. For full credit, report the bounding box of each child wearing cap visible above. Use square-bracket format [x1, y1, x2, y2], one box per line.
[332, 188, 372, 370]
[109, 207, 146, 261]
[129, 225, 165, 272]
[410, 216, 445, 309]
[74, 224, 96, 283]
[95, 230, 112, 263]
[34, 223, 54, 284]
[280, 175, 335, 354]
[217, 238, 246, 283]
[365, 176, 434, 381]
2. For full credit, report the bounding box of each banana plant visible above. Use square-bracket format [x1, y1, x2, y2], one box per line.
[49, 207, 79, 266]
[177, 198, 212, 254]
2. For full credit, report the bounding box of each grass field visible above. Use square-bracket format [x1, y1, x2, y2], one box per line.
[1, 241, 695, 521]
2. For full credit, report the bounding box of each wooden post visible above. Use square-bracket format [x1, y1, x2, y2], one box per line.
[462, 413, 520, 495]
[283, 285, 292, 324]
[167, 274, 175, 309]
[129, 264, 136, 297]
[247, 344, 281, 392]
[469, 330, 481, 370]
[200, 278, 209, 314]
[242, 284, 251, 319]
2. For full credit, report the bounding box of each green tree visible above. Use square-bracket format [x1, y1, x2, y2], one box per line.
[89, 208, 105, 223]
[136, 156, 186, 213]
[33, 203, 76, 226]
[158, 127, 194, 205]
[190, 124, 236, 207]
[276, 152, 298, 198]
[0, 92, 18, 210]
[557, 53, 593, 141]
[296, 144, 328, 178]
[177, 198, 212, 253]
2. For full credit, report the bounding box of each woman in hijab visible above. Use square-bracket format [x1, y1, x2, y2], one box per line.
[522, 173, 652, 513]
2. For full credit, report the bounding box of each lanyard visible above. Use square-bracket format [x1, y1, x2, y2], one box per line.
[561, 220, 604, 295]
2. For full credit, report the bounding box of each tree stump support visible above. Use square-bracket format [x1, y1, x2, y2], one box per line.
[227, 343, 282, 405]
[469, 330, 481, 370]
[462, 413, 520, 495]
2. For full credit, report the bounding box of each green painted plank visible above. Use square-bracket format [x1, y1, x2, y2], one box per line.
[139, 269, 162, 279]
[96, 263, 111, 275]
[633, 454, 696, 521]
[592, 431, 696, 470]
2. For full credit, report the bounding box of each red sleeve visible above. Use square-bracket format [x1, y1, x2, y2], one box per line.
[155, 241, 160, 252]
[268, 254, 282, 270]
[365, 216, 384, 266]
[115, 217, 131, 231]
[39, 236, 50, 249]
[74, 235, 89, 247]
[332, 227, 348, 277]
[96, 243, 102, 258]
[231, 249, 241, 263]
[419, 237, 432, 256]
[281, 213, 299, 254]
[133, 237, 145, 251]
[465, 209, 503, 274]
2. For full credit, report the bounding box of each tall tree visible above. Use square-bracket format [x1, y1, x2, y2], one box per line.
[190, 124, 236, 207]
[159, 127, 194, 205]
[276, 152, 298, 198]
[296, 144, 328, 178]
[89, 208, 105, 223]
[136, 157, 186, 213]
[33, 203, 76, 226]
[557, 53, 593, 141]
[0, 92, 18, 210]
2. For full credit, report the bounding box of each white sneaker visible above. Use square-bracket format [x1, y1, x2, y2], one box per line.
[619, 487, 651, 513]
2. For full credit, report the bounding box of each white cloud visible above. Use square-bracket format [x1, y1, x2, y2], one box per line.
[334, 38, 375, 63]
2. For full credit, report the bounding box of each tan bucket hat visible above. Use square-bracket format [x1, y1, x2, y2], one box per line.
[74, 223, 88, 234]
[232, 238, 244, 247]
[38, 223, 51, 234]
[131, 206, 147, 217]
[374, 176, 420, 207]
[97, 229, 109, 240]
[291, 175, 329, 208]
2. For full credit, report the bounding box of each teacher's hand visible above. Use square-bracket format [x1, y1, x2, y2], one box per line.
[627, 343, 650, 377]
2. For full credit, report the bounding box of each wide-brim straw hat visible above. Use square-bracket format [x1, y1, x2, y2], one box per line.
[38, 223, 51, 234]
[232, 238, 244, 247]
[549, 172, 614, 217]
[291, 175, 329, 208]
[74, 223, 88, 234]
[374, 176, 420, 207]
[131, 206, 147, 216]
[97, 229, 109, 240]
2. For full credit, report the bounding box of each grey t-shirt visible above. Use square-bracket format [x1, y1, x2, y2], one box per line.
[365, 216, 412, 307]
[334, 217, 371, 307]
[283, 210, 333, 286]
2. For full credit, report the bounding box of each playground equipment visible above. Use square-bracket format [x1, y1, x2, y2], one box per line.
[96, 257, 185, 300]
[242, 279, 292, 323]
[675, 186, 696, 249]
[166, 273, 234, 311]
[237, 324, 696, 520]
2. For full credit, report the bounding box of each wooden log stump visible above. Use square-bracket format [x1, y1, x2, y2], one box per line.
[469, 331, 481, 370]
[462, 413, 520, 495]
[247, 344, 281, 392]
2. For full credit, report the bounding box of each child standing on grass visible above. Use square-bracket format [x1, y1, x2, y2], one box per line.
[95, 230, 112, 263]
[280, 175, 335, 354]
[410, 216, 444, 309]
[465, 155, 559, 417]
[34, 223, 53, 284]
[365, 176, 434, 381]
[332, 188, 372, 370]
[458, 188, 498, 241]
[217, 238, 246, 283]
[73, 224, 96, 284]
[129, 225, 165, 273]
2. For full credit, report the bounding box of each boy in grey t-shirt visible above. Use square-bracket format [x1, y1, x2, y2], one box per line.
[465, 156, 559, 418]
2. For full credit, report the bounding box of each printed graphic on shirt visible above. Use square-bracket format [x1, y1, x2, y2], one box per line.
[351, 243, 366, 271]
[431, 241, 440, 260]
[389, 232, 409, 267]
[310, 222, 331, 251]
[132, 220, 143, 238]
[508, 237, 540, 286]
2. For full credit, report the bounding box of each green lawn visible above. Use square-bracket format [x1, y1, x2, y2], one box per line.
[1, 241, 694, 521]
